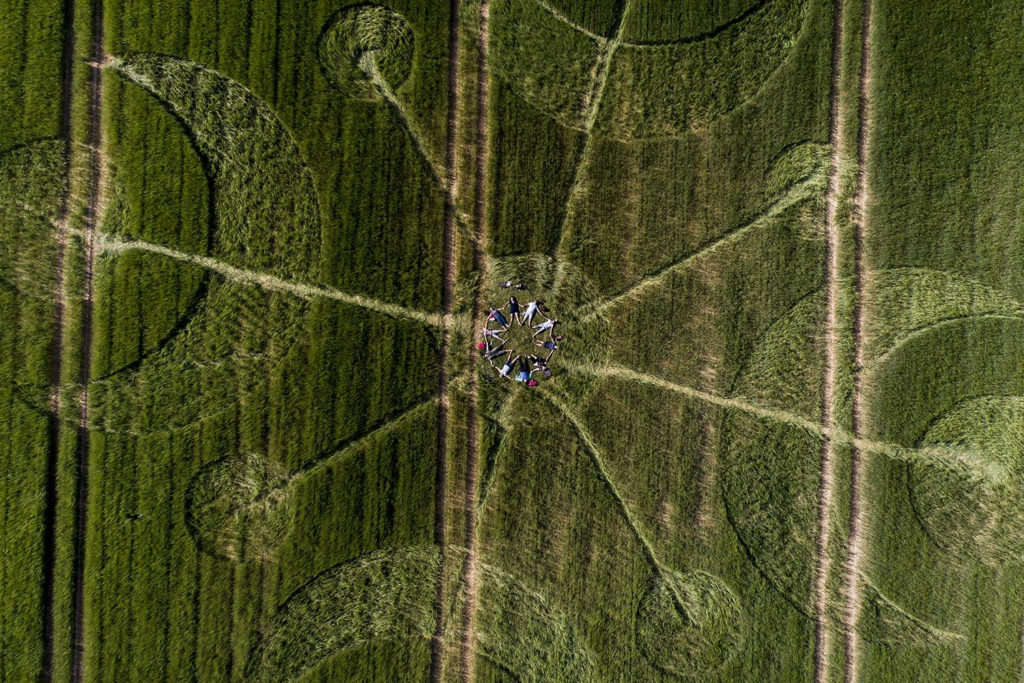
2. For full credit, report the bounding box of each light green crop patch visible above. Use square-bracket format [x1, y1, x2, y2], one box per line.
[253, 545, 597, 682]
[110, 54, 322, 281]
[318, 5, 415, 101]
[187, 452, 294, 563]
[636, 569, 745, 678]
[490, 0, 809, 139]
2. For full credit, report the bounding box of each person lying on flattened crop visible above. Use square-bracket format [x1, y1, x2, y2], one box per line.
[535, 339, 558, 361]
[499, 280, 513, 289]
[485, 346, 510, 362]
[488, 307, 509, 328]
[505, 296, 521, 323]
[482, 326, 506, 343]
[481, 336, 504, 355]
[531, 317, 558, 337]
[516, 356, 531, 383]
[498, 355, 518, 378]
[522, 299, 545, 324]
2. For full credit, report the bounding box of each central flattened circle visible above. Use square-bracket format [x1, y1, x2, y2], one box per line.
[479, 293, 561, 386]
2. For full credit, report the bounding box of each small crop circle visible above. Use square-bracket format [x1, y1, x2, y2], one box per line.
[636, 570, 744, 678]
[318, 5, 415, 99]
[186, 453, 293, 562]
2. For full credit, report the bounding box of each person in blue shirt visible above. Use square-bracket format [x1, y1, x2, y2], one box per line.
[535, 339, 558, 361]
[489, 307, 509, 328]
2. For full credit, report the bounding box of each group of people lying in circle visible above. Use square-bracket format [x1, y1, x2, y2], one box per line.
[478, 289, 562, 386]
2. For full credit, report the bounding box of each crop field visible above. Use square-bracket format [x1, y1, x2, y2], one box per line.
[3, 0, 1024, 681]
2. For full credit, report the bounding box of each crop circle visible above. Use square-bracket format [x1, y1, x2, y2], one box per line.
[186, 453, 293, 562]
[479, 290, 560, 386]
[318, 5, 415, 99]
[636, 570, 744, 678]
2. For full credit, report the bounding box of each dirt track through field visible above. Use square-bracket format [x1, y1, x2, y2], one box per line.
[70, 1, 106, 680]
[813, 0, 848, 678]
[459, 2, 493, 680]
[845, 0, 875, 678]
[431, 0, 463, 679]
[40, 0, 80, 678]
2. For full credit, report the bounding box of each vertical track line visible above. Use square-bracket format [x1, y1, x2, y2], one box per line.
[845, 0, 874, 679]
[70, 0, 104, 679]
[40, 0, 78, 679]
[458, 2, 491, 681]
[813, 0, 847, 679]
[431, 0, 463, 679]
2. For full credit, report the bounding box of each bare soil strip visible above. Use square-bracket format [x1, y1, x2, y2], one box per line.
[813, 0, 848, 679]
[71, 1, 105, 680]
[96, 234, 447, 328]
[431, 0, 463, 679]
[845, 0, 874, 679]
[40, 0, 80, 678]
[458, 2, 492, 680]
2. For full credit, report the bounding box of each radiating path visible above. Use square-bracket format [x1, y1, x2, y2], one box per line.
[538, 385, 699, 620]
[551, 0, 634, 284]
[95, 233, 447, 328]
[574, 174, 825, 325]
[562, 361, 984, 471]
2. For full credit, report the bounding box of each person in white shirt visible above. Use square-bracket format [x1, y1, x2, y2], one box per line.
[531, 318, 558, 338]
